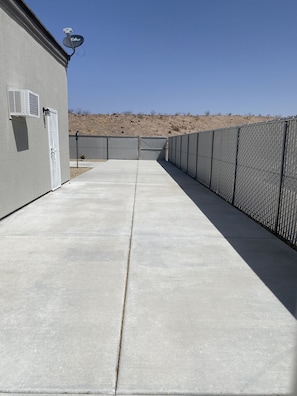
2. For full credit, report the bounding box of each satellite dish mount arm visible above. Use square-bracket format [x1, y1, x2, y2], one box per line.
[63, 27, 75, 59]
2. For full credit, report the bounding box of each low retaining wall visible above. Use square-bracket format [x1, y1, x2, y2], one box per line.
[168, 119, 297, 249]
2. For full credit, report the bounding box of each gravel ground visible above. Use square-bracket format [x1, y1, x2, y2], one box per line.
[70, 167, 92, 179]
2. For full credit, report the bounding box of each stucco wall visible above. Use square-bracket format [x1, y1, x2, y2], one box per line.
[0, 4, 69, 219]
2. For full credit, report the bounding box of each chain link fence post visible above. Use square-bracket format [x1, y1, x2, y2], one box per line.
[275, 120, 288, 233]
[232, 127, 241, 205]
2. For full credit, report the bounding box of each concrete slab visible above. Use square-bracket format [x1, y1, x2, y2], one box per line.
[0, 195, 134, 237]
[0, 160, 139, 394]
[117, 235, 297, 395]
[116, 161, 297, 395]
[0, 160, 296, 395]
[0, 235, 129, 393]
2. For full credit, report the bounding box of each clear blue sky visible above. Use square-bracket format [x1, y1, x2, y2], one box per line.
[25, 0, 297, 116]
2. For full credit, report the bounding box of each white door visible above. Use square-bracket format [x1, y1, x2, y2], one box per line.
[47, 108, 61, 190]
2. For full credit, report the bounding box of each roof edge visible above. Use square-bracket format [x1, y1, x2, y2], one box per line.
[0, 0, 70, 67]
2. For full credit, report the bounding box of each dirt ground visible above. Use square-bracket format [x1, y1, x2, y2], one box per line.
[70, 167, 92, 179]
[69, 112, 277, 137]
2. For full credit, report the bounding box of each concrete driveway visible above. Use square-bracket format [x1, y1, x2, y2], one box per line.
[0, 160, 296, 395]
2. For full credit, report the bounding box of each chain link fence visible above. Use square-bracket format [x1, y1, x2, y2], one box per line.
[211, 127, 239, 203]
[168, 119, 297, 249]
[277, 121, 297, 246]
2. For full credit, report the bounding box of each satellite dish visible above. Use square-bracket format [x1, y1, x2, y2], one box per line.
[62, 27, 85, 59]
[63, 35, 84, 49]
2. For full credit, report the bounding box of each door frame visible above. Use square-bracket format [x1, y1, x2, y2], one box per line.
[47, 108, 61, 191]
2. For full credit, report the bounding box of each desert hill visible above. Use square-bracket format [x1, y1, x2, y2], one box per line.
[68, 112, 277, 137]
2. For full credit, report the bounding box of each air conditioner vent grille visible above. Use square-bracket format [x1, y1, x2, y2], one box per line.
[29, 92, 39, 117]
[14, 91, 22, 113]
[9, 90, 25, 115]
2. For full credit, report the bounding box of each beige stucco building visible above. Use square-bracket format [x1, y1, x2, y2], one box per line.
[0, 0, 70, 219]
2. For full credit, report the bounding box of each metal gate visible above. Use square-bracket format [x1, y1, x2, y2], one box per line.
[139, 137, 167, 160]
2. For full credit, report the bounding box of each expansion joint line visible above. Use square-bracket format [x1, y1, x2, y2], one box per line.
[115, 161, 139, 394]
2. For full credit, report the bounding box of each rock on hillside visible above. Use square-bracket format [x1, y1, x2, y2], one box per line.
[68, 112, 276, 137]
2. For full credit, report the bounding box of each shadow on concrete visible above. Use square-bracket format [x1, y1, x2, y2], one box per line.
[159, 161, 297, 319]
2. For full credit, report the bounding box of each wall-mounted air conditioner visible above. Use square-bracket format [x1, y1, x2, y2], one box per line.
[8, 89, 40, 118]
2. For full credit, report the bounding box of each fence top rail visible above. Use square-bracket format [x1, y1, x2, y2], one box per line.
[175, 117, 297, 138]
[69, 135, 168, 138]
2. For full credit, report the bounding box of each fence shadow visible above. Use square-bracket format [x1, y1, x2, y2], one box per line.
[159, 160, 297, 319]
